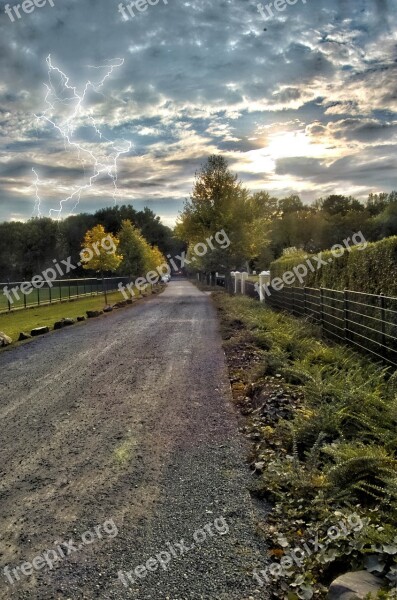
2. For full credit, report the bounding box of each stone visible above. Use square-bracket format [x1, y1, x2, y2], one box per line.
[54, 318, 74, 330]
[77, 316, 85, 322]
[62, 318, 75, 326]
[126, 299, 133, 305]
[18, 332, 31, 341]
[103, 306, 113, 313]
[327, 571, 383, 600]
[31, 326, 50, 337]
[86, 310, 101, 318]
[0, 331, 12, 347]
[113, 300, 127, 308]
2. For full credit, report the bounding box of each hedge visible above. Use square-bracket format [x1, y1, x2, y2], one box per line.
[269, 236, 397, 296]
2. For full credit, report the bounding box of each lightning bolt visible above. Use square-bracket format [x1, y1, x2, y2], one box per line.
[33, 55, 132, 219]
[31, 168, 43, 217]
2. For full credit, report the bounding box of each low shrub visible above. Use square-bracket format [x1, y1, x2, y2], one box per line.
[213, 292, 397, 599]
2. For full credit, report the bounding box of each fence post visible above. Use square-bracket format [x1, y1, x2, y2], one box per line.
[241, 272, 248, 295]
[37, 286, 40, 306]
[6, 280, 11, 311]
[59, 282, 62, 302]
[320, 287, 324, 333]
[344, 289, 349, 341]
[49, 285, 52, 304]
[303, 287, 307, 315]
[230, 272, 236, 294]
[380, 293, 386, 350]
[69, 281, 71, 300]
[259, 271, 271, 303]
[234, 271, 241, 294]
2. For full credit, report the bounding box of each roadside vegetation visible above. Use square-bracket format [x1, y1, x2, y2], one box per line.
[270, 236, 397, 296]
[213, 291, 397, 599]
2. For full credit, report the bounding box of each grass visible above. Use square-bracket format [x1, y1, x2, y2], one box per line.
[212, 291, 397, 598]
[0, 283, 104, 312]
[0, 289, 136, 343]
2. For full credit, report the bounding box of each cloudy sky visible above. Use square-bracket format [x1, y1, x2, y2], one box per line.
[0, 0, 396, 225]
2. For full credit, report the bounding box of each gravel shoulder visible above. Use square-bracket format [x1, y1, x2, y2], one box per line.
[0, 280, 266, 600]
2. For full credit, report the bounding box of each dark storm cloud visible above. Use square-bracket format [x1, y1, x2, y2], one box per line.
[0, 160, 85, 180]
[276, 150, 397, 188]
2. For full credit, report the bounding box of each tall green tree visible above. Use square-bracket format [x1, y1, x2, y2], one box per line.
[176, 155, 271, 271]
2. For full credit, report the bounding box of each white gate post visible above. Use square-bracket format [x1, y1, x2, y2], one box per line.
[234, 271, 241, 294]
[259, 271, 271, 302]
[241, 272, 248, 295]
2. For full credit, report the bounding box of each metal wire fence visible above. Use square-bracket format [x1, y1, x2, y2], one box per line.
[0, 277, 131, 313]
[265, 286, 397, 367]
[197, 272, 397, 368]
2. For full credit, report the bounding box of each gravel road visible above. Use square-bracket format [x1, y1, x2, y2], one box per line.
[0, 280, 267, 600]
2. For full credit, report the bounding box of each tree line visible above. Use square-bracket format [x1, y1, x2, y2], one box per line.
[0, 205, 183, 281]
[176, 155, 397, 272]
[2, 156, 396, 280]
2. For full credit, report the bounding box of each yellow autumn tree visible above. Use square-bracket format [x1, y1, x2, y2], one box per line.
[147, 245, 167, 273]
[81, 224, 123, 303]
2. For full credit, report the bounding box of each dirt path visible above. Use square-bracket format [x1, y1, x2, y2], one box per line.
[0, 280, 266, 599]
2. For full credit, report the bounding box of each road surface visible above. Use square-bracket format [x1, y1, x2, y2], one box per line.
[0, 280, 266, 599]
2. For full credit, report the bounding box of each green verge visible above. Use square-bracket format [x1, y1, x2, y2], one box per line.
[213, 291, 397, 599]
[0, 286, 159, 344]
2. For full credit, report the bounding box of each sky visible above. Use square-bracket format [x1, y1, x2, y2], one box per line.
[0, 0, 396, 227]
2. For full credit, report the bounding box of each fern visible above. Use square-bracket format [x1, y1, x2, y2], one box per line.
[325, 443, 397, 504]
[306, 431, 326, 473]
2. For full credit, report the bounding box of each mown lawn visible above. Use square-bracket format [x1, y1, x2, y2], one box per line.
[0, 283, 102, 312]
[0, 290, 131, 343]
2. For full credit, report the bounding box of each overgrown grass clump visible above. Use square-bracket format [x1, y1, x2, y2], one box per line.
[214, 292, 397, 598]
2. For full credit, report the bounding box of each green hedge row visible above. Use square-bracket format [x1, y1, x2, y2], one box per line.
[269, 236, 397, 296]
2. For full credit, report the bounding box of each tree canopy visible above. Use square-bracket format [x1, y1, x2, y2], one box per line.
[175, 155, 397, 273]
